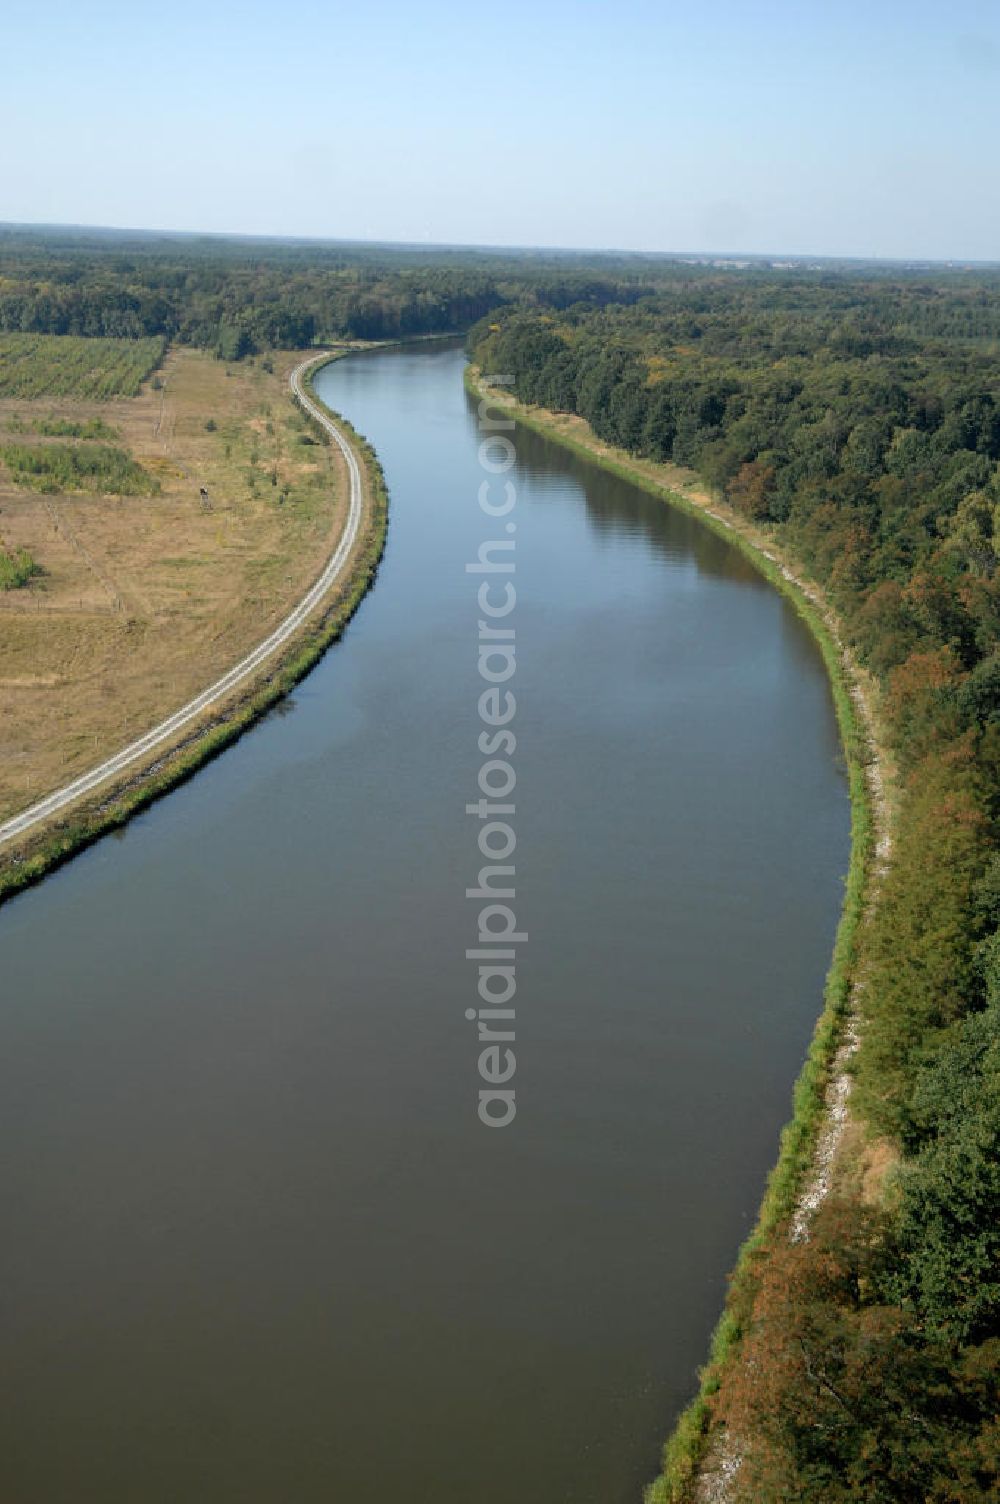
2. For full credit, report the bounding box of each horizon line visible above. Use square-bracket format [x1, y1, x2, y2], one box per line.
[2, 219, 999, 272]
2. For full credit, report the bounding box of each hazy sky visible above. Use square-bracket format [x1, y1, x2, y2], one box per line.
[2, 0, 997, 260]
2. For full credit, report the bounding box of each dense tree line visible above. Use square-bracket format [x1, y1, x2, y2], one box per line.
[470, 280, 1000, 1499]
[0, 227, 658, 355]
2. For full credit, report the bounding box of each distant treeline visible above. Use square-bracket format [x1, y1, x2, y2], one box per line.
[471, 280, 1000, 1501]
[0, 227, 661, 355]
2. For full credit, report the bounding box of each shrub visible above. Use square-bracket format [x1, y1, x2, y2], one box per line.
[0, 441, 159, 496]
[0, 545, 41, 590]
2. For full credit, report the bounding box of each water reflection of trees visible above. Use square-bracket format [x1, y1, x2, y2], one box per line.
[466, 387, 769, 592]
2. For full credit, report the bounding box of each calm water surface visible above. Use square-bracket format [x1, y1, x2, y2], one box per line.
[0, 345, 849, 1503]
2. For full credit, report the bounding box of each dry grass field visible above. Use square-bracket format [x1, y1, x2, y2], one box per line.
[0, 346, 348, 824]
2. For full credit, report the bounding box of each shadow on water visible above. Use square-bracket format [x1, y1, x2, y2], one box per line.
[491, 400, 770, 592]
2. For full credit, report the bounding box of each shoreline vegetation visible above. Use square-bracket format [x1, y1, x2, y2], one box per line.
[0, 350, 389, 909]
[466, 363, 886, 1499]
[469, 266, 1000, 1500]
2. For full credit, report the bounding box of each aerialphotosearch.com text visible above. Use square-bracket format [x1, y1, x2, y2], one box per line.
[465, 375, 522, 1128]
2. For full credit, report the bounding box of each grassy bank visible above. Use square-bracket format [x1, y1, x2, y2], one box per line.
[0, 358, 388, 908]
[466, 363, 878, 1499]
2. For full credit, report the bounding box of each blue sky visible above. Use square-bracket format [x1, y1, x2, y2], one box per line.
[1, 0, 997, 260]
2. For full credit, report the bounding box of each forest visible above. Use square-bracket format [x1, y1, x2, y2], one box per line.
[0, 226, 659, 352]
[469, 277, 1000, 1500]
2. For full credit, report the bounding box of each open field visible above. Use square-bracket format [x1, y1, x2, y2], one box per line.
[0, 346, 350, 825]
[0, 333, 165, 398]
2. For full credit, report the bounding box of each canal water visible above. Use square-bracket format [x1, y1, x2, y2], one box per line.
[0, 344, 849, 1503]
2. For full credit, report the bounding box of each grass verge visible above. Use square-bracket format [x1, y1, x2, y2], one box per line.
[465, 363, 876, 1502]
[0, 357, 388, 908]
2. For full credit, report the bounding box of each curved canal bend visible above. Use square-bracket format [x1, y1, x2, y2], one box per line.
[0, 344, 849, 1504]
